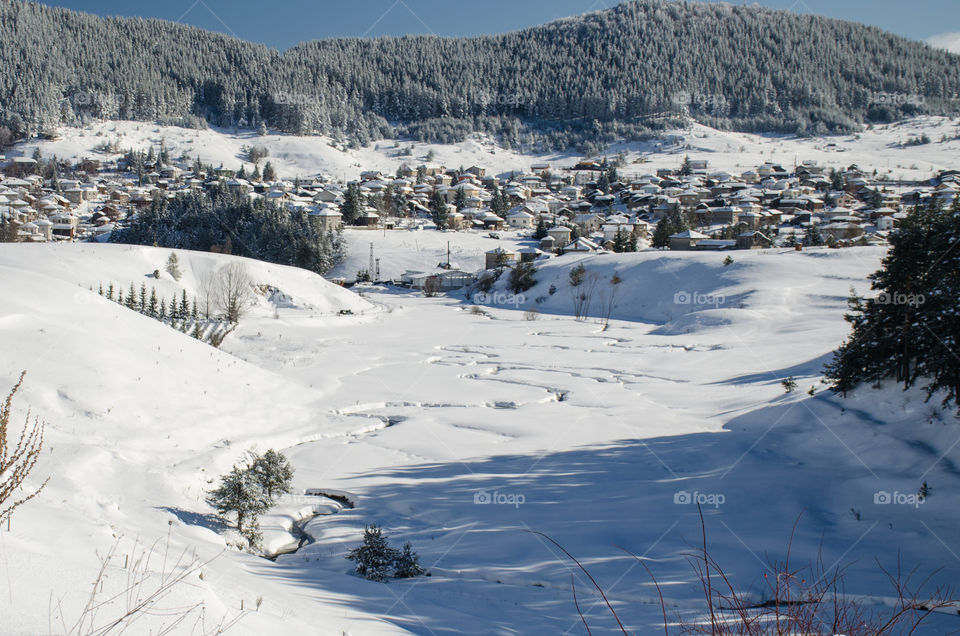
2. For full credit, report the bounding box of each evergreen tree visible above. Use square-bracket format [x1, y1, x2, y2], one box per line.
[533, 217, 548, 240]
[207, 466, 271, 535]
[126, 283, 137, 310]
[652, 218, 671, 248]
[453, 185, 467, 210]
[262, 161, 276, 182]
[148, 287, 158, 317]
[393, 543, 425, 579]
[340, 182, 363, 225]
[680, 155, 693, 176]
[429, 190, 449, 230]
[165, 252, 182, 281]
[826, 198, 960, 406]
[247, 449, 294, 501]
[138, 283, 147, 313]
[346, 524, 401, 582]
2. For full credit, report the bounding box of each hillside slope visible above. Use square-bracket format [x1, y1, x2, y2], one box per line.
[1, 0, 959, 145]
[3, 243, 959, 634]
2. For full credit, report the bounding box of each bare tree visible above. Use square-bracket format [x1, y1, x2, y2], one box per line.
[212, 263, 253, 323]
[599, 272, 622, 331]
[568, 263, 599, 321]
[197, 270, 216, 319]
[1, 371, 47, 522]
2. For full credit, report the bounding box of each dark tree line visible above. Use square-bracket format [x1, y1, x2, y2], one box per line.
[826, 197, 960, 406]
[111, 185, 346, 275]
[1, 0, 959, 150]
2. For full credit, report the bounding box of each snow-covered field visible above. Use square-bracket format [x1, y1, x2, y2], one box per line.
[16, 115, 960, 182]
[2, 241, 959, 635]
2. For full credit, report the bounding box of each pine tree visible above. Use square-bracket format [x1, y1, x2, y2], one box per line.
[207, 466, 271, 539]
[340, 182, 362, 225]
[247, 449, 294, 501]
[453, 185, 467, 210]
[393, 542, 425, 579]
[148, 287, 158, 317]
[347, 524, 401, 582]
[262, 161, 276, 182]
[826, 198, 960, 405]
[652, 217, 673, 248]
[165, 252, 182, 281]
[138, 283, 147, 313]
[429, 190, 449, 230]
[126, 283, 137, 310]
[533, 217, 548, 240]
[180, 290, 189, 320]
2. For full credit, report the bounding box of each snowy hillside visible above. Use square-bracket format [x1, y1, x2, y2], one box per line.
[2, 242, 959, 635]
[16, 115, 960, 183]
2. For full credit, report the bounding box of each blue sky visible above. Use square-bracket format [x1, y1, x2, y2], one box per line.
[39, 0, 960, 51]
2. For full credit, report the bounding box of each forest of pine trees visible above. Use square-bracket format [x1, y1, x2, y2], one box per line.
[110, 184, 346, 275]
[1, 0, 959, 151]
[825, 197, 960, 406]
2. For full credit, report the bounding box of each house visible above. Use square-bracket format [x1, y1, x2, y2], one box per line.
[546, 226, 573, 245]
[485, 247, 517, 270]
[51, 212, 78, 239]
[517, 247, 543, 263]
[506, 209, 535, 229]
[820, 222, 864, 241]
[572, 213, 603, 233]
[308, 206, 343, 233]
[669, 229, 710, 251]
[401, 269, 476, 290]
[736, 231, 773, 250]
[562, 237, 600, 253]
[355, 210, 380, 227]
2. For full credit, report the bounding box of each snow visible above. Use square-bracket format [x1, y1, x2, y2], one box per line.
[4, 112, 960, 632]
[17, 115, 960, 183]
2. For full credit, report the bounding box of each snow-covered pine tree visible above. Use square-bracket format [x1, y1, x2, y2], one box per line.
[347, 524, 401, 582]
[393, 542, 426, 578]
[165, 252, 182, 281]
[247, 449, 294, 501]
[207, 466, 271, 535]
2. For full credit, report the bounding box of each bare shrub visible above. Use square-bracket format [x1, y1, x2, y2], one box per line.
[423, 275, 442, 298]
[1, 371, 47, 522]
[57, 533, 241, 635]
[524, 308, 540, 321]
[536, 508, 958, 635]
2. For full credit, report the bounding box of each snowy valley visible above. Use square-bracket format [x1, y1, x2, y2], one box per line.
[1, 239, 959, 634]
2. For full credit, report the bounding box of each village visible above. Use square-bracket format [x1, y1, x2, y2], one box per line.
[1, 145, 958, 291]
